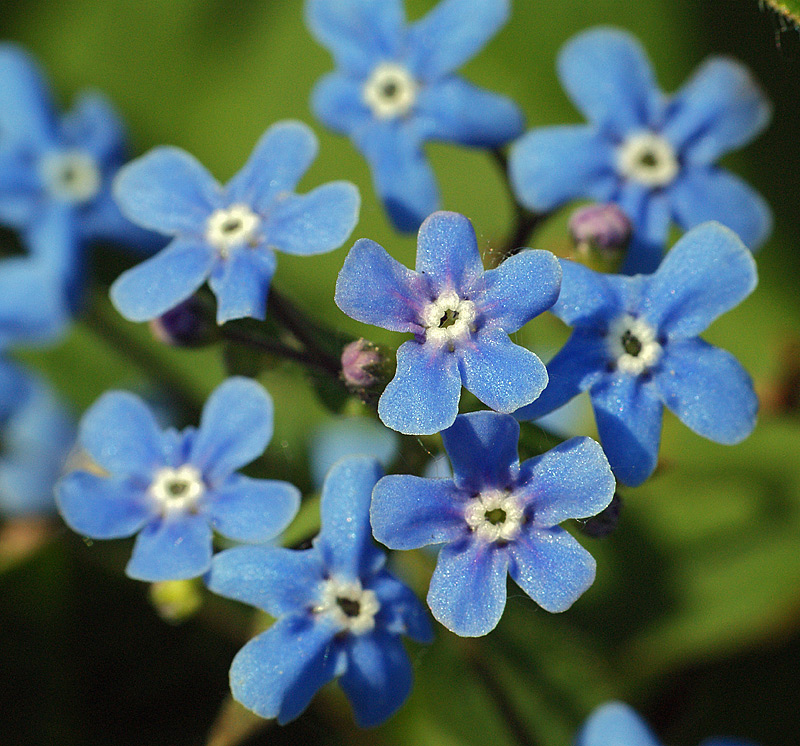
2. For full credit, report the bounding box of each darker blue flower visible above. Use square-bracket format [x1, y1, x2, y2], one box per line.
[206, 456, 433, 727]
[110, 121, 360, 324]
[0, 44, 162, 294]
[307, 0, 524, 231]
[371, 411, 615, 636]
[509, 27, 771, 274]
[335, 211, 561, 435]
[515, 222, 758, 487]
[56, 377, 300, 581]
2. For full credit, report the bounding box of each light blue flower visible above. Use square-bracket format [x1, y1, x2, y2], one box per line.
[307, 0, 524, 231]
[575, 701, 759, 746]
[0, 44, 162, 292]
[207, 456, 433, 727]
[371, 411, 615, 637]
[335, 211, 561, 435]
[110, 120, 359, 324]
[0, 360, 76, 516]
[56, 377, 300, 581]
[515, 222, 758, 487]
[509, 27, 772, 274]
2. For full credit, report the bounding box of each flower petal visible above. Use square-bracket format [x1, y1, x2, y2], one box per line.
[207, 545, 325, 617]
[662, 56, 771, 164]
[669, 167, 772, 250]
[0, 146, 41, 226]
[205, 474, 300, 543]
[61, 91, 125, 163]
[427, 539, 509, 636]
[576, 702, 661, 746]
[617, 182, 672, 275]
[643, 222, 757, 338]
[551, 258, 623, 328]
[126, 513, 213, 581]
[508, 526, 596, 612]
[225, 121, 318, 210]
[415, 77, 524, 146]
[557, 27, 659, 137]
[476, 249, 561, 333]
[509, 125, 617, 211]
[229, 615, 339, 724]
[415, 211, 483, 296]
[56, 472, 149, 539]
[208, 247, 276, 324]
[406, 0, 509, 80]
[590, 374, 663, 487]
[340, 630, 413, 727]
[458, 327, 548, 413]
[81, 189, 166, 253]
[0, 43, 56, 145]
[441, 410, 520, 492]
[109, 238, 216, 322]
[655, 338, 757, 444]
[518, 437, 614, 526]
[316, 456, 385, 579]
[371, 474, 466, 549]
[79, 390, 164, 477]
[378, 341, 461, 435]
[190, 377, 273, 485]
[266, 181, 359, 256]
[311, 72, 372, 135]
[335, 238, 428, 333]
[113, 147, 220, 235]
[368, 569, 434, 643]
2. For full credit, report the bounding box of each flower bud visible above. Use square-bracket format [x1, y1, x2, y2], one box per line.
[579, 493, 622, 538]
[569, 203, 632, 267]
[149, 296, 213, 347]
[341, 339, 382, 388]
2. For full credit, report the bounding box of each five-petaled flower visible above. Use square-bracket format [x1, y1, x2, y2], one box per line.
[307, 0, 524, 231]
[56, 377, 300, 581]
[206, 456, 433, 727]
[371, 411, 615, 637]
[509, 27, 771, 274]
[515, 221, 758, 487]
[110, 121, 359, 324]
[335, 211, 561, 435]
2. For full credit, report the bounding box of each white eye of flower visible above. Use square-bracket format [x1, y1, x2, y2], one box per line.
[616, 131, 679, 187]
[205, 203, 261, 257]
[40, 150, 102, 204]
[422, 290, 477, 350]
[363, 62, 418, 119]
[606, 314, 662, 375]
[148, 465, 205, 514]
[464, 489, 524, 543]
[315, 577, 380, 635]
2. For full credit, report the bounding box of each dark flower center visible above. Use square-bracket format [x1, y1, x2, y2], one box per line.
[165, 479, 191, 498]
[637, 149, 659, 169]
[381, 81, 399, 99]
[439, 308, 460, 328]
[485, 508, 507, 525]
[621, 330, 642, 357]
[59, 164, 78, 185]
[336, 597, 361, 617]
[220, 217, 243, 234]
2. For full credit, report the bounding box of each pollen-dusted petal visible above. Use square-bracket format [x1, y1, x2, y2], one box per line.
[368, 569, 434, 643]
[415, 211, 483, 295]
[208, 247, 276, 324]
[0, 43, 56, 145]
[61, 91, 125, 163]
[551, 259, 621, 328]
[576, 702, 662, 746]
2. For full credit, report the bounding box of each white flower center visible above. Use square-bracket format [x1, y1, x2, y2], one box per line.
[315, 577, 380, 635]
[422, 290, 476, 349]
[40, 149, 102, 203]
[148, 465, 205, 514]
[205, 203, 261, 257]
[616, 131, 679, 187]
[363, 62, 418, 119]
[606, 314, 662, 375]
[464, 489, 524, 543]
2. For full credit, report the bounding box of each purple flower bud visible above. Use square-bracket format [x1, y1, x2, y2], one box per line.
[149, 296, 212, 347]
[341, 339, 383, 390]
[569, 203, 632, 255]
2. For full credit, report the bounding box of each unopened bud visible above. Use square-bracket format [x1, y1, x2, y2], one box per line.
[149, 579, 203, 622]
[149, 296, 213, 347]
[569, 203, 631, 267]
[341, 339, 383, 389]
[580, 493, 622, 538]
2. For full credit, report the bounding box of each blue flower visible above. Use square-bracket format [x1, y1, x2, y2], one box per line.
[206, 456, 433, 727]
[307, 0, 524, 231]
[56, 377, 300, 581]
[575, 701, 759, 746]
[0, 360, 76, 516]
[110, 121, 360, 324]
[371, 411, 615, 636]
[515, 222, 758, 487]
[0, 44, 162, 291]
[509, 27, 772, 274]
[335, 211, 561, 435]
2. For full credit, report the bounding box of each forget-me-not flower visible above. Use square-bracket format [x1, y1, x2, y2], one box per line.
[307, 0, 524, 231]
[515, 222, 758, 487]
[0, 44, 161, 290]
[207, 456, 433, 727]
[575, 701, 759, 746]
[509, 27, 771, 274]
[110, 121, 359, 324]
[56, 377, 300, 581]
[371, 411, 615, 637]
[335, 211, 561, 435]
